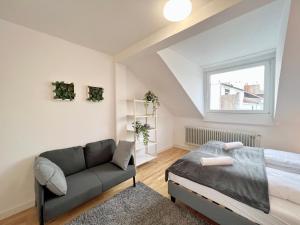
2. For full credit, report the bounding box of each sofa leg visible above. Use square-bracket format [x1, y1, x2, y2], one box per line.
[171, 196, 176, 203]
[39, 214, 45, 225]
[38, 205, 45, 225]
[133, 176, 136, 187]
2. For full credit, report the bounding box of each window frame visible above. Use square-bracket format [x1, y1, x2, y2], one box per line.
[204, 53, 275, 115]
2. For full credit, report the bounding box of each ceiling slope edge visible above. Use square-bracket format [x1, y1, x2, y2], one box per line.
[114, 0, 273, 63]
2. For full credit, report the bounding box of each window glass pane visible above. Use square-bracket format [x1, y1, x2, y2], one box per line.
[210, 65, 265, 111]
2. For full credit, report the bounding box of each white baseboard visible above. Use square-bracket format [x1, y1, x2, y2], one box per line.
[0, 200, 35, 220]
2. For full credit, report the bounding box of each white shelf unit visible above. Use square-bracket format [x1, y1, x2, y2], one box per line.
[127, 98, 158, 167]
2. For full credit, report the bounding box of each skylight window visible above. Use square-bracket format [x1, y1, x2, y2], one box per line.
[205, 55, 275, 114]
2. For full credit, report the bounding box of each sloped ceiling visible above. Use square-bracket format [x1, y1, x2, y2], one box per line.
[125, 53, 201, 118]
[169, 0, 284, 66]
[156, 0, 287, 119]
[276, 0, 300, 125]
[158, 48, 205, 115]
[0, 0, 211, 54]
[120, 0, 277, 117]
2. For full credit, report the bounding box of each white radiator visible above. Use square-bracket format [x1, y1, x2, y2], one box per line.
[185, 127, 261, 147]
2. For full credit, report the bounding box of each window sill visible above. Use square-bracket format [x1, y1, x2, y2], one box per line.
[203, 112, 274, 126]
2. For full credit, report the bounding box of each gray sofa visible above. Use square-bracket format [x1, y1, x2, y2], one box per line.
[35, 139, 136, 225]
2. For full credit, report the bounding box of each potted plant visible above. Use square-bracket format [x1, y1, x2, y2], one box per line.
[132, 121, 150, 145]
[144, 91, 160, 114]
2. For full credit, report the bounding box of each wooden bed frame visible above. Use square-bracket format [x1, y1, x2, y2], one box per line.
[168, 181, 257, 225]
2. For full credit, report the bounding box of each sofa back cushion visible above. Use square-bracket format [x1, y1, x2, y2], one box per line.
[84, 139, 116, 168]
[40, 146, 86, 176]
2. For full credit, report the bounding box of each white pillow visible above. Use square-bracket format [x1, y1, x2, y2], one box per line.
[34, 157, 67, 196]
[223, 142, 244, 150]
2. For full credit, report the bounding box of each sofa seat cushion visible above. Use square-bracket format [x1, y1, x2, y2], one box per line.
[44, 170, 102, 221]
[89, 163, 136, 192]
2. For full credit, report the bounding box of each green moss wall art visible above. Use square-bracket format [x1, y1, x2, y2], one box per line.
[52, 81, 76, 101]
[87, 86, 104, 102]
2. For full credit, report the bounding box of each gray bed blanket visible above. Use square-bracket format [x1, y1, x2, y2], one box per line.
[166, 142, 269, 213]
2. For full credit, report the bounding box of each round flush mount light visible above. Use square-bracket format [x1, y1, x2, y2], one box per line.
[163, 0, 192, 22]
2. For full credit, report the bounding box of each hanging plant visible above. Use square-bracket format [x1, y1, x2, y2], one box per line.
[52, 81, 75, 101]
[143, 90, 160, 113]
[87, 86, 104, 102]
[132, 121, 150, 145]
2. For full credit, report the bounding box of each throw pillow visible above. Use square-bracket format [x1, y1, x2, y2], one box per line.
[112, 141, 134, 170]
[34, 157, 67, 196]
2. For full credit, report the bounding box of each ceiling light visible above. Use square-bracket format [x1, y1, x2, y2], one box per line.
[163, 0, 192, 22]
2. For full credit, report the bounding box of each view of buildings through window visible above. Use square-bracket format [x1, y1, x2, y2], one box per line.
[209, 65, 265, 111]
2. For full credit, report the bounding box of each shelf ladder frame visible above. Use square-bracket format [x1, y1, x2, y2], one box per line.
[130, 97, 158, 167]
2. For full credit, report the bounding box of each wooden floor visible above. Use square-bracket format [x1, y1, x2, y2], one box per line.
[0, 148, 216, 225]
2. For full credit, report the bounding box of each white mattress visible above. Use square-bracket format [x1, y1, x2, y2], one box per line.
[265, 149, 300, 175]
[267, 167, 300, 205]
[169, 171, 300, 225]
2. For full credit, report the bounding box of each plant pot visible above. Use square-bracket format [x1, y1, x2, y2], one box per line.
[137, 135, 143, 143]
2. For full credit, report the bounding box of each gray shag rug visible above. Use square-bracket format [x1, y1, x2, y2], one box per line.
[66, 182, 210, 225]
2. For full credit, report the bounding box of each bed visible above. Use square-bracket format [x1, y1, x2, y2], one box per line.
[166, 144, 300, 225]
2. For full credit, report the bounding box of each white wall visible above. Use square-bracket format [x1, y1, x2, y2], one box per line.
[115, 63, 129, 143]
[115, 64, 174, 152]
[173, 117, 300, 153]
[0, 19, 115, 218]
[274, 0, 291, 116]
[158, 48, 204, 116]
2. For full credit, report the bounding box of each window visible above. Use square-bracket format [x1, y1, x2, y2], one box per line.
[205, 55, 274, 114]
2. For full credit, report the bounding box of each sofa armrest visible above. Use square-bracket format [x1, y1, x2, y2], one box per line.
[129, 155, 135, 166]
[35, 179, 45, 225]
